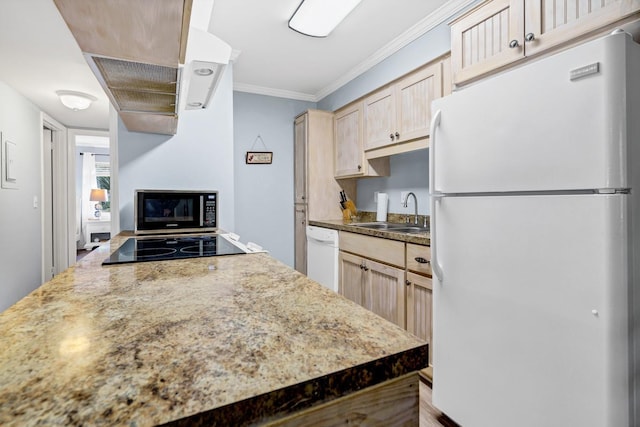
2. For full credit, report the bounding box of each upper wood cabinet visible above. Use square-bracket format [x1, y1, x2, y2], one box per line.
[451, 0, 640, 85]
[334, 102, 390, 179]
[363, 58, 448, 159]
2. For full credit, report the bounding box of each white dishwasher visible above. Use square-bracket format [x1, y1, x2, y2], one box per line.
[306, 225, 339, 292]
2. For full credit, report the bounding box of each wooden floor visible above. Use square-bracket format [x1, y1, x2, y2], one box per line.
[420, 370, 460, 427]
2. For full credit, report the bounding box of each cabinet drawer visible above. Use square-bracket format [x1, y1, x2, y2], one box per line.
[406, 243, 432, 276]
[339, 231, 404, 268]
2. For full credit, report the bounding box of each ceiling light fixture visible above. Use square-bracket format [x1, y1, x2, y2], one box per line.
[288, 0, 362, 38]
[56, 90, 97, 111]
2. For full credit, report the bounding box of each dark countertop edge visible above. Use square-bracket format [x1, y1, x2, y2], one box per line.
[308, 220, 430, 246]
[161, 343, 428, 427]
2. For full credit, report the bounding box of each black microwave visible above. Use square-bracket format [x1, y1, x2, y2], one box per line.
[134, 190, 218, 234]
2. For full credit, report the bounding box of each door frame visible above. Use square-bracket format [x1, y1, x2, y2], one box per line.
[41, 114, 69, 282]
[67, 127, 112, 263]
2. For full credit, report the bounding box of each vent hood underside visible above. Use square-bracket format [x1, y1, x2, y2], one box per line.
[53, 0, 192, 135]
[88, 55, 181, 135]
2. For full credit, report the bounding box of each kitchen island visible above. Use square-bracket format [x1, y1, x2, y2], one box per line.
[0, 234, 428, 426]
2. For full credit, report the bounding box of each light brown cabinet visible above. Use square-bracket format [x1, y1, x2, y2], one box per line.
[339, 233, 434, 366]
[363, 60, 445, 159]
[294, 110, 345, 273]
[334, 102, 390, 179]
[406, 243, 433, 366]
[406, 272, 433, 366]
[338, 232, 406, 327]
[451, 0, 640, 85]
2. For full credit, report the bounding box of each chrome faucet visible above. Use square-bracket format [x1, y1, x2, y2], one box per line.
[402, 192, 418, 225]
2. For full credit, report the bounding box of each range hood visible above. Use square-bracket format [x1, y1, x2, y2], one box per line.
[53, 0, 232, 135]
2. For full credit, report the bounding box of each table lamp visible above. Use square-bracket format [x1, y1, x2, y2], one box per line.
[90, 188, 108, 218]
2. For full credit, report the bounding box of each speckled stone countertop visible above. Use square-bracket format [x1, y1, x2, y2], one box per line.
[309, 213, 430, 246]
[0, 234, 427, 426]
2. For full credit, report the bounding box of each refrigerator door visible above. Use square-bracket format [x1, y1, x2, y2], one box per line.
[430, 32, 637, 194]
[432, 194, 628, 426]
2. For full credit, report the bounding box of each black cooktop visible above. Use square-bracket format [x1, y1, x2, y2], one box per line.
[102, 235, 246, 265]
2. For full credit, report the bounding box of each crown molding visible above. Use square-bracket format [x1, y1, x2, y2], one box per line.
[232, 0, 477, 102]
[314, 0, 478, 101]
[233, 83, 317, 102]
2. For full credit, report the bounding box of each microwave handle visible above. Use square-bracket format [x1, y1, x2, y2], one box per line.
[200, 196, 204, 226]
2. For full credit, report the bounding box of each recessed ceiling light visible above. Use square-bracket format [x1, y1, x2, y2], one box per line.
[56, 90, 97, 111]
[194, 68, 214, 76]
[187, 101, 203, 108]
[289, 0, 362, 38]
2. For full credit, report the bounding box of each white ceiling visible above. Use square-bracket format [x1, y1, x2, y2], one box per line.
[0, 0, 468, 131]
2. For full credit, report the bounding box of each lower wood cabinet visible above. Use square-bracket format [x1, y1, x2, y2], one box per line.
[339, 231, 434, 366]
[406, 272, 433, 366]
[339, 251, 405, 328]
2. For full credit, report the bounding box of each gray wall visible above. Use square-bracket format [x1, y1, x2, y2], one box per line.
[233, 92, 315, 267]
[118, 67, 236, 233]
[0, 81, 44, 312]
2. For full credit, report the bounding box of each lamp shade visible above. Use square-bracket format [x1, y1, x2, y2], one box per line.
[89, 188, 108, 202]
[56, 90, 97, 111]
[288, 0, 362, 37]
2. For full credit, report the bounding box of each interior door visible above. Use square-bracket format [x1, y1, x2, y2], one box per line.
[42, 127, 54, 281]
[432, 193, 629, 426]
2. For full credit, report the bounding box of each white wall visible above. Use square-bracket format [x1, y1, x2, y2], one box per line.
[117, 67, 236, 232]
[0, 81, 44, 312]
[233, 92, 315, 267]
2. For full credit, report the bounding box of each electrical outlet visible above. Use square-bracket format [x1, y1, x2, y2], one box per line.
[400, 191, 409, 204]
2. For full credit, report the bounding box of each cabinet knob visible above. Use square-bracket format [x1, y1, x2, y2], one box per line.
[363, 266, 369, 271]
[414, 257, 430, 264]
[357, 164, 362, 171]
[525, 33, 535, 42]
[406, 280, 411, 286]
[390, 133, 395, 141]
[395, 132, 400, 139]
[509, 39, 519, 48]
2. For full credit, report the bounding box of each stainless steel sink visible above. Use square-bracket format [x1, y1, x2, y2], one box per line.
[351, 222, 429, 234]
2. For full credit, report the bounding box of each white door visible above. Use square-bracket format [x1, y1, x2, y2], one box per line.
[431, 32, 633, 194]
[431, 193, 629, 427]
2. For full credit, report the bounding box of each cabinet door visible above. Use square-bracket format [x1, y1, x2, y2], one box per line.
[363, 86, 395, 151]
[451, 0, 524, 85]
[395, 62, 442, 144]
[334, 102, 365, 178]
[294, 205, 307, 274]
[294, 114, 307, 204]
[339, 251, 365, 306]
[365, 259, 405, 328]
[406, 272, 433, 366]
[524, 0, 640, 56]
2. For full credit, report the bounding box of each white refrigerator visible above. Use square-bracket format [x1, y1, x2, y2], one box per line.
[429, 31, 639, 426]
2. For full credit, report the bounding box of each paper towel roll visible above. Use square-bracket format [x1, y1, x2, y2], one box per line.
[376, 193, 388, 221]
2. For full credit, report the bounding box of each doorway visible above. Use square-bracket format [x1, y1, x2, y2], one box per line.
[41, 115, 68, 282]
[73, 131, 111, 261]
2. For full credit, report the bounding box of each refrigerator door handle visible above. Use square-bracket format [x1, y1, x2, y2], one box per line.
[429, 109, 441, 195]
[429, 109, 444, 282]
[430, 194, 444, 282]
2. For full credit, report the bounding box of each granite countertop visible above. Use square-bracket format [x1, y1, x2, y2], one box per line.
[308, 214, 430, 246]
[0, 234, 427, 426]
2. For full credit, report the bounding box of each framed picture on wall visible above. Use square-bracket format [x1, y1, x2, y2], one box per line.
[245, 151, 273, 164]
